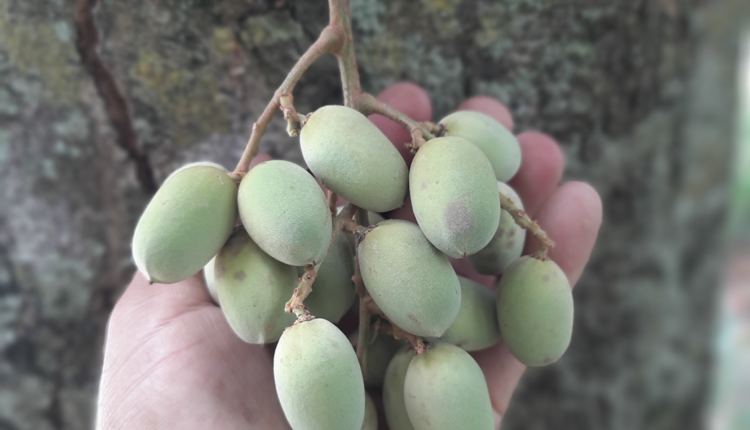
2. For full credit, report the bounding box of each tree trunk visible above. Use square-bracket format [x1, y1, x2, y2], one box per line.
[0, 0, 745, 429]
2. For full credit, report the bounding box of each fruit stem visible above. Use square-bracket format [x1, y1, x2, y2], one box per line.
[357, 92, 436, 148]
[327, 190, 338, 218]
[233, 26, 344, 177]
[286, 264, 318, 317]
[500, 193, 556, 258]
[364, 297, 427, 355]
[329, 0, 361, 108]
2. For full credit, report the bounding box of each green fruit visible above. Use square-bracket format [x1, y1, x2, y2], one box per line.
[362, 392, 378, 430]
[297, 231, 355, 323]
[409, 136, 500, 258]
[439, 110, 521, 182]
[301, 105, 408, 212]
[467, 182, 525, 275]
[275, 318, 365, 430]
[215, 228, 297, 344]
[383, 348, 417, 430]
[497, 256, 574, 366]
[358, 220, 461, 337]
[203, 255, 219, 304]
[238, 160, 332, 266]
[404, 343, 494, 430]
[132, 162, 237, 284]
[348, 331, 403, 387]
[431, 276, 500, 351]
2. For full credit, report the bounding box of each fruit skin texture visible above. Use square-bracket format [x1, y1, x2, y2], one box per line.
[439, 110, 521, 182]
[132, 162, 237, 284]
[404, 343, 494, 430]
[409, 136, 501, 258]
[300, 105, 409, 212]
[497, 256, 574, 366]
[383, 347, 417, 430]
[297, 231, 355, 323]
[358, 220, 461, 337]
[361, 392, 378, 430]
[467, 182, 526, 275]
[348, 331, 403, 387]
[203, 256, 219, 304]
[215, 228, 297, 344]
[431, 276, 500, 351]
[274, 318, 365, 430]
[238, 160, 332, 266]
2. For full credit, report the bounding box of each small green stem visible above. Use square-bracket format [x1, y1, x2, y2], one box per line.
[500, 194, 555, 258]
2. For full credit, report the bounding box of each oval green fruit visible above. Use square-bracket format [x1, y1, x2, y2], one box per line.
[409, 136, 500, 258]
[404, 343, 494, 430]
[301, 105, 408, 212]
[497, 256, 574, 366]
[215, 227, 297, 344]
[238, 160, 332, 266]
[132, 162, 237, 284]
[431, 276, 500, 351]
[297, 231, 355, 323]
[361, 392, 378, 430]
[383, 347, 417, 430]
[358, 220, 461, 337]
[348, 331, 403, 387]
[274, 318, 365, 430]
[439, 110, 521, 182]
[203, 255, 219, 304]
[467, 182, 525, 275]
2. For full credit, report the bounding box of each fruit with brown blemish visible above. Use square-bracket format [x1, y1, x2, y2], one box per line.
[357, 220, 461, 337]
[238, 160, 332, 266]
[404, 343, 494, 430]
[132, 162, 237, 284]
[497, 256, 574, 366]
[214, 227, 296, 344]
[409, 136, 500, 258]
[203, 255, 219, 305]
[467, 182, 526, 275]
[301, 105, 409, 212]
[274, 318, 365, 430]
[438, 110, 522, 182]
[361, 392, 378, 430]
[383, 347, 417, 430]
[348, 330, 403, 387]
[430, 276, 500, 351]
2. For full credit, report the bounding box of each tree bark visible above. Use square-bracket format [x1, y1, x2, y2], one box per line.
[0, 0, 745, 428]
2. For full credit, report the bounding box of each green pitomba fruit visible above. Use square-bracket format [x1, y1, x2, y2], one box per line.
[358, 220, 461, 337]
[497, 256, 574, 366]
[215, 227, 296, 344]
[348, 331, 403, 387]
[383, 348, 417, 430]
[297, 231, 355, 323]
[439, 110, 521, 182]
[467, 182, 525, 275]
[361, 392, 378, 430]
[409, 136, 500, 258]
[132, 162, 237, 284]
[203, 255, 219, 305]
[274, 318, 365, 430]
[300, 105, 408, 212]
[238, 160, 332, 266]
[404, 343, 494, 430]
[431, 276, 500, 351]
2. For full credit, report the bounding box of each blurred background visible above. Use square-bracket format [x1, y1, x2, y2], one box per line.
[0, 0, 748, 429]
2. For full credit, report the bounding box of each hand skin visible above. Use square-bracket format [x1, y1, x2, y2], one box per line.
[96, 83, 602, 430]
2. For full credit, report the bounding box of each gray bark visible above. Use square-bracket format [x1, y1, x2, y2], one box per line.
[0, 0, 746, 429]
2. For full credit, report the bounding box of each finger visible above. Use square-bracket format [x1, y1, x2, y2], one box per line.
[456, 96, 514, 131]
[508, 132, 565, 217]
[249, 152, 273, 169]
[472, 181, 602, 422]
[369, 82, 432, 166]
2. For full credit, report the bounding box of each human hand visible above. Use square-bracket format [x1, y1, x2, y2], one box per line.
[96, 83, 602, 430]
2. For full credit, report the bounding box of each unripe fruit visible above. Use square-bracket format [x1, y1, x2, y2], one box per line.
[431, 276, 500, 351]
[203, 255, 219, 305]
[467, 182, 525, 275]
[274, 318, 365, 430]
[358, 220, 461, 337]
[215, 228, 296, 344]
[404, 343, 494, 430]
[361, 392, 378, 430]
[132, 162, 237, 284]
[348, 331, 403, 387]
[238, 160, 332, 266]
[301, 105, 409, 212]
[497, 256, 574, 366]
[383, 348, 417, 430]
[439, 110, 521, 182]
[409, 136, 500, 258]
[297, 231, 355, 323]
